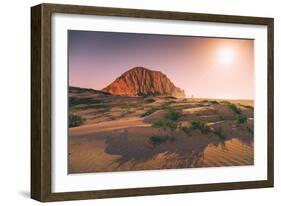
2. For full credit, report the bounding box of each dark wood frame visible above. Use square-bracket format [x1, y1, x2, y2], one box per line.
[31, 3, 274, 202]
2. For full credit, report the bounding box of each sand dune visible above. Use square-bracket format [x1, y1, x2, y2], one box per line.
[70, 117, 150, 136]
[68, 91, 254, 173]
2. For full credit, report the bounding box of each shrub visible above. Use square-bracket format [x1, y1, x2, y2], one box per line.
[153, 119, 178, 130]
[160, 103, 172, 110]
[182, 126, 193, 135]
[69, 114, 85, 128]
[166, 108, 182, 121]
[141, 108, 158, 117]
[237, 115, 248, 124]
[149, 135, 167, 145]
[228, 104, 241, 114]
[148, 135, 176, 146]
[138, 92, 160, 97]
[213, 128, 226, 140]
[191, 120, 210, 134]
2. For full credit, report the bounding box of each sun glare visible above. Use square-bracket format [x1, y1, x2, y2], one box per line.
[217, 46, 236, 65]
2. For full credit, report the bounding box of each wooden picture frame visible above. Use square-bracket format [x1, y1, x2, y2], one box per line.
[31, 3, 274, 202]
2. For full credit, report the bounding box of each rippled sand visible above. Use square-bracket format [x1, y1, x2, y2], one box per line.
[68, 126, 253, 173]
[68, 95, 254, 173]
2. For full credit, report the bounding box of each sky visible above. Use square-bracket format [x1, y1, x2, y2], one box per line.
[68, 30, 254, 100]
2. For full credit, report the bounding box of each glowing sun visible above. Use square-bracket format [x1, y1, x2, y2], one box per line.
[216, 46, 236, 65]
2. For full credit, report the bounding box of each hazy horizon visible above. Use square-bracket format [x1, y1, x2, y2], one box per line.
[68, 30, 254, 100]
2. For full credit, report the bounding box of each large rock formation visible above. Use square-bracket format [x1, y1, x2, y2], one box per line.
[102, 67, 186, 98]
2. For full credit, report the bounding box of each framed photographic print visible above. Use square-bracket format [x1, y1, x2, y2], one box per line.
[31, 3, 274, 202]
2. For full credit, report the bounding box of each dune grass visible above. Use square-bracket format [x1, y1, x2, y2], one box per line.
[69, 114, 85, 128]
[213, 128, 226, 140]
[141, 108, 158, 117]
[191, 120, 211, 134]
[148, 135, 176, 146]
[153, 119, 178, 130]
[237, 115, 248, 124]
[228, 104, 241, 114]
[166, 108, 182, 121]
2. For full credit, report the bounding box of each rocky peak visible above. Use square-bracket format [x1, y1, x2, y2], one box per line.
[102, 67, 186, 98]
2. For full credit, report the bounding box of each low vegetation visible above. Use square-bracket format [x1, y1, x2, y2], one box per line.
[138, 91, 160, 97]
[182, 126, 193, 135]
[141, 108, 158, 117]
[166, 108, 182, 121]
[228, 103, 241, 114]
[148, 135, 175, 146]
[213, 127, 226, 140]
[69, 114, 85, 128]
[237, 115, 248, 124]
[153, 119, 178, 130]
[191, 120, 211, 134]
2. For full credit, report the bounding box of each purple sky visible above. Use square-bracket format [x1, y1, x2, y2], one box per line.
[68, 30, 254, 99]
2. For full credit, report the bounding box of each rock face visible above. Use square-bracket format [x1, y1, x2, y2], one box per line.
[102, 67, 186, 98]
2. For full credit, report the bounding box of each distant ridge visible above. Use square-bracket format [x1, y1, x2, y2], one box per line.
[102, 67, 186, 98]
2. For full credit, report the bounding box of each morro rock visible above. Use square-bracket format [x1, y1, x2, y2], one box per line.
[102, 67, 186, 98]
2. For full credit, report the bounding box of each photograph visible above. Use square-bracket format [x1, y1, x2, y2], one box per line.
[67, 30, 254, 174]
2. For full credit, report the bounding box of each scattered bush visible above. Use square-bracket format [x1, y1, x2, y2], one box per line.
[166, 108, 182, 121]
[149, 135, 167, 145]
[138, 92, 160, 97]
[191, 120, 210, 134]
[237, 115, 248, 124]
[160, 103, 172, 110]
[153, 119, 178, 130]
[148, 135, 176, 146]
[213, 128, 226, 140]
[182, 126, 193, 135]
[141, 108, 158, 117]
[228, 104, 241, 114]
[69, 114, 85, 128]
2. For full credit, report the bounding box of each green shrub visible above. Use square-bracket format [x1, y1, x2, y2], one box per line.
[237, 115, 248, 124]
[153, 119, 178, 130]
[138, 92, 160, 97]
[228, 104, 241, 114]
[148, 135, 176, 145]
[141, 108, 158, 117]
[166, 108, 182, 121]
[160, 103, 172, 110]
[69, 114, 85, 128]
[213, 128, 226, 140]
[149, 135, 167, 145]
[191, 120, 210, 134]
[182, 126, 193, 135]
